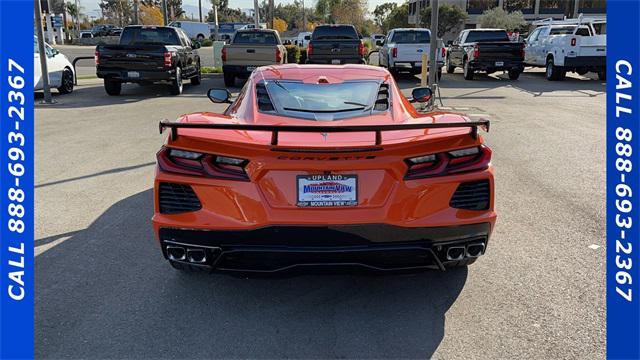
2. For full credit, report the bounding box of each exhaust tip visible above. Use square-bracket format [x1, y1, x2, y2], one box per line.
[187, 248, 207, 263]
[446, 246, 465, 261]
[466, 243, 485, 258]
[167, 246, 186, 261]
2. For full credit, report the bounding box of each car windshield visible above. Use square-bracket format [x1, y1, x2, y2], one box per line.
[312, 26, 359, 40]
[391, 31, 430, 44]
[233, 31, 277, 45]
[261, 80, 381, 118]
[466, 31, 509, 42]
[119, 27, 180, 45]
[549, 26, 577, 35]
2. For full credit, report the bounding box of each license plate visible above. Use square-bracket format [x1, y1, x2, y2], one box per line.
[127, 71, 139, 78]
[297, 174, 357, 207]
[495, 61, 504, 66]
[246, 66, 256, 71]
[331, 59, 341, 64]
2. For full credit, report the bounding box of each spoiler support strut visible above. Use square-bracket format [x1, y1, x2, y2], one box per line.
[159, 119, 490, 145]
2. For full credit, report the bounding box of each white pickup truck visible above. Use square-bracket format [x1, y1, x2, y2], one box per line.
[377, 28, 444, 79]
[524, 18, 606, 81]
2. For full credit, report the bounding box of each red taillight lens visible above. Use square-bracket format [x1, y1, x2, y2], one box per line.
[473, 44, 479, 58]
[441, 47, 446, 58]
[307, 43, 313, 56]
[358, 41, 365, 56]
[405, 145, 492, 180]
[570, 38, 577, 46]
[157, 147, 249, 181]
[221, 47, 227, 62]
[392, 47, 398, 58]
[94, 50, 100, 65]
[164, 52, 172, 68]
[275, 47, 281, 62]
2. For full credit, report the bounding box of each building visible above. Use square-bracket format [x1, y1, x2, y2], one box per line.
[408, 0, 606, 31]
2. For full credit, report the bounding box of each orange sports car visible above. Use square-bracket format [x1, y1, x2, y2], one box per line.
[152, 64, 496, 273]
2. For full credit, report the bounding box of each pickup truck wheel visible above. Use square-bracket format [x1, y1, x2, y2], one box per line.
[463, 59, 474, 80]
[169, 67, 183, 95]
[223, 72, 235, 87]
[446, 58, 455, 73]
[545, 58, 563, 81]
[58, 68, 74, 94]
[191, 63, 202, 85]
[103, 79, 121, 96]
[508, 69, 521, 80]
[437, 67, 442, 81]
[597, 70, 606, 81]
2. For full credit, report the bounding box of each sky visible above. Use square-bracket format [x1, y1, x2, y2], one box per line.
[82, 0, 402, 19]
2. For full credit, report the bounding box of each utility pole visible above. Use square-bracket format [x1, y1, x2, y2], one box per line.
[428, 0, 439, 89]
[35, 0, 53, 103]
[133, 0, 139, 25]
[268, 0, 274, 29]
[302, 0, 306, 31]
[253, 0, 259, 28]
[161, 0, 168, 25]
[74, 0, 80, 38]
[198, 0, 202, 22]
[213, 4, 219, 41]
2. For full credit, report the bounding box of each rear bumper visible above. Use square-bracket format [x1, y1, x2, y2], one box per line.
[97, 67, 175, 82]
[563, 56, 606, 69]
[223, 64, 264, 77]
[391, 61, 444, 72]
[470, 58, 524, 72]
[158, 223, 492, 273]
[306, 57, 366, 65]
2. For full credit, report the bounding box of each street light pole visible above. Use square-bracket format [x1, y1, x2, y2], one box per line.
[428, 0, 439, 89]
[198, 0, 202, 22]
[35, 0, 53, 103]
[253, 0, 259, 28]
[161, 0, 168, 25]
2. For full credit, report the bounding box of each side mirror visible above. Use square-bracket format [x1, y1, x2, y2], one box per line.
[446, 40, 453, 46]
[207, 88, 232, 103]
[410, 87, 432, 103]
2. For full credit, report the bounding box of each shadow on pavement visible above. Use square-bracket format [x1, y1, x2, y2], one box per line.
[36, 189, 468, 359]
[34, 74, 224, 109]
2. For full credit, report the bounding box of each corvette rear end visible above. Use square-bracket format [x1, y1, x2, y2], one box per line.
[152, 64, 496, 273]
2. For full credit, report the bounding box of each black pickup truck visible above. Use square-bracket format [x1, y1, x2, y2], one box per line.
[96, 25, 201, 95]
[306, 24, 366, 65]
[446, 29, 524, 80]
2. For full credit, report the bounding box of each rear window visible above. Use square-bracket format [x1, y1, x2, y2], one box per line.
[259, 80, 382, 120]
[120, 27, 180, 45]
[391, 30, 430, 44]
[312, 26, 359, 40]
[466, 30, 509, 42]
[549, 26, 577, 35]
[233, 31, 278, 45]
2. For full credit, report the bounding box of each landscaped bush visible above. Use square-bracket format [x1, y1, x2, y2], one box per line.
[200, 39, 213, 47]
[284, 45, 300, 64]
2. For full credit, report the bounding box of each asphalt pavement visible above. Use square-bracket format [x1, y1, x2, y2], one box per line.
[34, 65, 606, 359]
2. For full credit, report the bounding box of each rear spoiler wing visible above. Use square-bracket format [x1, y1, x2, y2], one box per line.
[159, 119, 490, 146]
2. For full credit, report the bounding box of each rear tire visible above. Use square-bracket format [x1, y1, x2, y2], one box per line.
[446, 57, 455, 73]
[58, 68, 74, 94]
[463, 59, 474, 80]
[223, 72, 235, 87]
[597, 70, 606, 80]
[196, 34, 205, 42]
[545, 58, 564, 81]
[169, 66, 183, 95]
[437, 67, 442, 81]
[508, 69, 521, 80]
[191, 63, 202, 85]
[104, 79, 121, 95]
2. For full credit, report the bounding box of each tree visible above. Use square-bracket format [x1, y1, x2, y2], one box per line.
[373, 2, 396, 32]
[478, 7, 527, 31]
[420, 4, 468, 37]
[99, 0, 133, 26]
[167, 0, 184, 20]
[273, 17, 288, 32]
[139, 4, 163, 24]
[208, 0, 250, 23]
[382, 2, 408, 31]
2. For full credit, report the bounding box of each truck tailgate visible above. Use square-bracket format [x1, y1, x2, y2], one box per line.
[476, 42, 523, 62]
[576, 35, 606, 57]
[97, 44, 167, 70]
[224, 45, 278, 65]
[396, 43, 430, 63]
[311, 40, 360, 60]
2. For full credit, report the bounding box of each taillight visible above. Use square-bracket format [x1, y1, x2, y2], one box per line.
[94, 50, 100, 65]
[275, 47, 281, 62]
[570, 38, 577, 46]
[164, 52, 172, 68]
[473, 44, 479, 58]
[358, 41, 365, 57]
[392, 47, 397, 58]
[307, 43, 313, 56]
[441, 47, 446, 58]
[157, 147, 249, 181]
[221, 47, 227, 62]
[405, 145, 492, 180]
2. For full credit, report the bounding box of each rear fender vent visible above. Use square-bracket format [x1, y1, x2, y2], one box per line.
[373, 83, 390, 112]
[159, 182, 202, 214]
[256, 83, 275, 112]
[450, 180, 490, 210]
